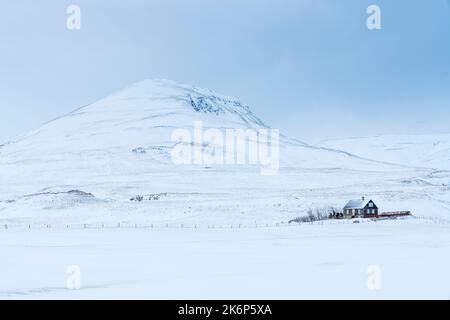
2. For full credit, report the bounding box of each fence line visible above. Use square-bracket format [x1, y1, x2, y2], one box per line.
[1, 215, 449, 232]
[412, 215, 450, 225]
[0, 221, 292, 231]
[0, 220, 345, 231]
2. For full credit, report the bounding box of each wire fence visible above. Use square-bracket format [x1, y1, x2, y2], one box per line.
[0, 221, 295, 231]
[0, 217, 381, 231]
[412, 215, 450, 225]
[0, 215, 449, 232]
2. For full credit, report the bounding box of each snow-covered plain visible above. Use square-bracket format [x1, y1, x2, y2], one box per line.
[0, 79, 449, 299]
[0, 219, 449, 299]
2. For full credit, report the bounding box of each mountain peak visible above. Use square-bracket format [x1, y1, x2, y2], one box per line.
[93, 79, 269, 129]
[0, 79, 271, 159]
[114, 78, 235, 104]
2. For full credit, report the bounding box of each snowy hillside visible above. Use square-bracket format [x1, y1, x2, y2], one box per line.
[321, 134, 450, 170]
[0, 80, 449, 225]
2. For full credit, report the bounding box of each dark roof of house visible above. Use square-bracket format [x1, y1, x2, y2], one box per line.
[343, 199, 374, 210]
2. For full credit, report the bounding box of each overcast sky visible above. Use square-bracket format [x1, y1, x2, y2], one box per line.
[1, 0, 449, 144]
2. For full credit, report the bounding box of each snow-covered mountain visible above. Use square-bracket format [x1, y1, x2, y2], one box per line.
[0, 79, 271, 159]
[0, 79, 393, 169]
[0, 79, 449, 225]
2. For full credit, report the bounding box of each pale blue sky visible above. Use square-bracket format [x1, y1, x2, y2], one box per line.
[1, 0, 449, 143]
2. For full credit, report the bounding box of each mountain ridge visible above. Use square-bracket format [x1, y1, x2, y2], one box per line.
[0, 79, 408, 169]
